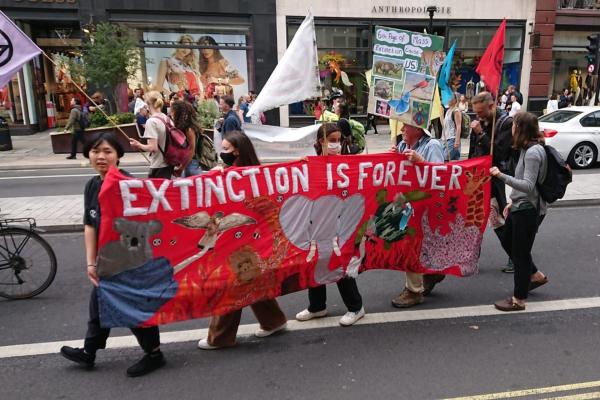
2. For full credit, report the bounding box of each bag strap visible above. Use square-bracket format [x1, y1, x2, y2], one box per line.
[150, 115, 171, 156]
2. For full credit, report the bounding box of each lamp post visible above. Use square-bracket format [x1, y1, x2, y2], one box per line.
[427, 6, 437, 34]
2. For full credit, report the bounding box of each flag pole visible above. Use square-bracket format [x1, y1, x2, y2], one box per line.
[41, 51, 150, 163]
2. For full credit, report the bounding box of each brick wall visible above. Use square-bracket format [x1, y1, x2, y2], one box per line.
[528, 0, 557, 101]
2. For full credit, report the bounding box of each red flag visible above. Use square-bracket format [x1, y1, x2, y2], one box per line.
[476, 19, 506, 97]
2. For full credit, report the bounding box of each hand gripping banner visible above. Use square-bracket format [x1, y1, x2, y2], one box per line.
[97, 154, 491, 328]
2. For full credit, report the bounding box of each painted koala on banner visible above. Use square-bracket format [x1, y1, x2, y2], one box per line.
[279, 194, 365, 285]
[97, 218, 163, 278]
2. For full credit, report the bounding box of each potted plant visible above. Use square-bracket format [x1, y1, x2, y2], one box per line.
[196, 100, 220, 140]
[50, 112, 142, 154]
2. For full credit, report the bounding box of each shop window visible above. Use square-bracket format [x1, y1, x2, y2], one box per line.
[287, 24, 371, 118]
[447, 26, 523, 99]
[137, 27, 252, 102]
[551, 50, 589, 97]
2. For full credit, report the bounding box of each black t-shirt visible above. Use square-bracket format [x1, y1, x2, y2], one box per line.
[84, 170, 131, 237]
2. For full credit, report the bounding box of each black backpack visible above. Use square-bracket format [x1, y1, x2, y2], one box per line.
[537, 144, 572, 203]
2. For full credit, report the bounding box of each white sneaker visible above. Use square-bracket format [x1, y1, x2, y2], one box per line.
[197, 338, 221, 350]
[255, 322, 288, 338]
[295, 309, 328, 322]
[339, 307, 365, 326]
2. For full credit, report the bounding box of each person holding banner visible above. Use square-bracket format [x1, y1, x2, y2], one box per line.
[60, 132, 166, 377]
[489, 112, 549, 311]
[198, 130, 288, 350]
[390, 124, 445, 307]
[295, 123, 366, 326]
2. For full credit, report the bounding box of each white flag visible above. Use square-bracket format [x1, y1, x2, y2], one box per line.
[247, 11, 321, 117]
[0, 11, 41, 89]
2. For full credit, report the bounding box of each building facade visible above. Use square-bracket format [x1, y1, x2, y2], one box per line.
[277, 0, 537, 126]
[0, 0, 278, 134]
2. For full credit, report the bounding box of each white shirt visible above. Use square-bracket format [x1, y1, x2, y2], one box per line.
[509, 101, 521, 117]
[546, 99, 558, 114]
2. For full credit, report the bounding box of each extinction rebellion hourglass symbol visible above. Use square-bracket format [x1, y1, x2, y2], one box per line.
[0, 29, 14, 68]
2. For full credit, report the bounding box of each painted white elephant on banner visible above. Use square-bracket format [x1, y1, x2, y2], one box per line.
[279, 194, 365, 285]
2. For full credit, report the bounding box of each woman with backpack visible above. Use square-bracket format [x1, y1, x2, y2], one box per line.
[129, 91, 174, 178]
[442, 92, 462, 161]
[295, 123, 365, 326]
[489, 112, 549, 312]
[170, 100, 217, 177]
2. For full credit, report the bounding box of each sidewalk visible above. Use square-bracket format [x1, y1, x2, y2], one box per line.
[1, 128, 599, 231]
[0, 130, 149, 170]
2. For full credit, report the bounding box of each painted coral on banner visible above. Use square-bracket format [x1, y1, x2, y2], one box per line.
[96, 154, 491, 328]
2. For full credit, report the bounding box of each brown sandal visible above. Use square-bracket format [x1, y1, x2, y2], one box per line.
[528, 276, 548, 292]
[494, 298, 526, 312]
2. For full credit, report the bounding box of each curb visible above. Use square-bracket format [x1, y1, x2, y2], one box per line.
[0, 161, 149, 171]
[38, 198, 600, 234]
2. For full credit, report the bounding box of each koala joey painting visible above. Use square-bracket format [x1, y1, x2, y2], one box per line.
[97, 218, 163, 278]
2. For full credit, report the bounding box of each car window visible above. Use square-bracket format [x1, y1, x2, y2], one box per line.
[539, 110, 582, 123]
[580, 111, 600, 128]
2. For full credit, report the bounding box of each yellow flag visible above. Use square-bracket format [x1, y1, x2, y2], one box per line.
[430, 84, 442, 120]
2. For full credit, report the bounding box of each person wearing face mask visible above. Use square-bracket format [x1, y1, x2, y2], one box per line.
[197, 130, 288, 350]
[295, 123, 366, 327]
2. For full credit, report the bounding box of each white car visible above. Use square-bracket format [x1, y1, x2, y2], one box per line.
[538, 106, 600, 169]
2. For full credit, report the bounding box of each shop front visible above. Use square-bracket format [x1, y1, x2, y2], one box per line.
[277, 0, 536, 127]
[0, 0, 277, 134]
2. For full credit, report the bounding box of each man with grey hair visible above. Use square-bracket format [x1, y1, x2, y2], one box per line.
[469, 91, 515, 271]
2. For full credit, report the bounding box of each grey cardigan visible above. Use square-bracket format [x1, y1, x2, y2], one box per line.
[498, 144, 547, 215]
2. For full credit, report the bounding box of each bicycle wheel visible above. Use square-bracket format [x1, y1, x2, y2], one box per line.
[0, 228, 57, 299]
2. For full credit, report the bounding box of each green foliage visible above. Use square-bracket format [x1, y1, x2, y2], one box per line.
[107, 112, 135, 125]
[89, 111, 108, 128]
[83, 23, 141, 105]
[196, 100, 220, 129]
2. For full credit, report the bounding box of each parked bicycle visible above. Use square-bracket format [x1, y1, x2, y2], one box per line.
[0, 211, 57, 299]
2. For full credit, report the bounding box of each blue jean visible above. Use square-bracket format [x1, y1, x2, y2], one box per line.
[445, 138, 461, 161]
[183, 159, 206, 177]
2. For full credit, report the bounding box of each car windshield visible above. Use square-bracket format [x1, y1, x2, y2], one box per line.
[539, 110, 582, 123]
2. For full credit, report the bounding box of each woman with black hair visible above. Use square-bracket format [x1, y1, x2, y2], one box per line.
[197, 130, 288, 350]
[60, 132, 165, 377]
[295, 123, 365, 326]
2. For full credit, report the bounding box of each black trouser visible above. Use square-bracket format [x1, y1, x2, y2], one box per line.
[308, 277, 362, 313]
[365, 115, 378, 134]
[148, 166, 174, 179]
[84, 287, 160, 355]
[69, 130, 85, 157]
[498, 208, 542, 300]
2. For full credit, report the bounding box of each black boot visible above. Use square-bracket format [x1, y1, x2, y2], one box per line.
[60, 346, 95, 368]
[126, 350, 165, 377]
[423, 274, 446, 296]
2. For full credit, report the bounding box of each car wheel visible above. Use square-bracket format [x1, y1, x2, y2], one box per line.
[568, 142, 598, 169]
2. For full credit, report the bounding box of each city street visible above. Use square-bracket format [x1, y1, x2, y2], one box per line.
[1, 205, 599, 399]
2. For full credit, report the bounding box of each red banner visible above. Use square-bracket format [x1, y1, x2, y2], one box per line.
[97, 154, 492, 328]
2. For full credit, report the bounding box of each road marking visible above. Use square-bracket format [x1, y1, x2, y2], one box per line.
[444, 382, 600, 399]
[2, 296, 600, 359]
[0, 173, 146, 180]
[545, 392, 600, 400]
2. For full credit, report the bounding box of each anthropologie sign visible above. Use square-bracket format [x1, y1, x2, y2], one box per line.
[371, 5, 451, 15]
[367, 26, 445, 129]
[96, 154, 491, 328]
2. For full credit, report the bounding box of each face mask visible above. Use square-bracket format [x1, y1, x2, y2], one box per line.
[220, 151, 237, 166]
[327, 142, 341, 153]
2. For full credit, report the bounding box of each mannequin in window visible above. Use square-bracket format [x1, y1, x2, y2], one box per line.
[466, 79, 475, 100]
[570, 69, 580, 106]
[476, 79, 486, 95]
